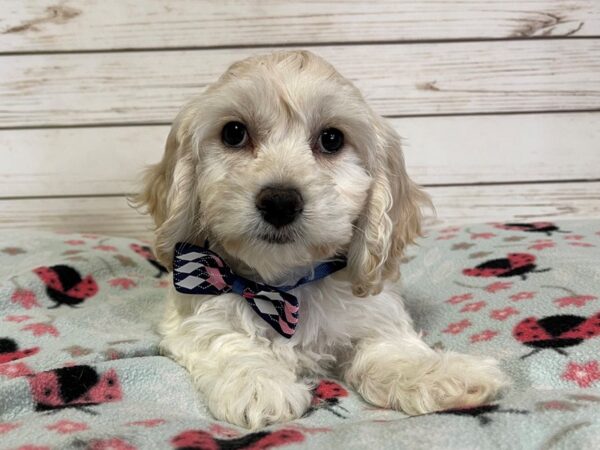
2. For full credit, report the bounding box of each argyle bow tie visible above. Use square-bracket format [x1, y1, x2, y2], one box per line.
[173, 242, 346, 338]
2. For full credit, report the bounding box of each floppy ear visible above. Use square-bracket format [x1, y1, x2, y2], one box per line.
[132, 110, 198, 271]
[347, 119, 430, 297]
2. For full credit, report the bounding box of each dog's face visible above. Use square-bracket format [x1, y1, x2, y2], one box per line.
[137, 51, 427, 295]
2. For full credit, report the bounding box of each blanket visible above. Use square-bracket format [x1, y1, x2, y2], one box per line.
[0, 221, 599, 449]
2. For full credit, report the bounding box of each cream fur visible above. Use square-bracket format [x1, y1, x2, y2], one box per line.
[135, 50, 509, 429]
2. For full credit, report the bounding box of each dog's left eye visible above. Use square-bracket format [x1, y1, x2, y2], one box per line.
[221, 121, 248, 148]
[318, 128, 344, 154]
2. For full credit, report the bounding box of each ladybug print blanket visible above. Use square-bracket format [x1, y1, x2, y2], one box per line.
[0, 222, 599, 449]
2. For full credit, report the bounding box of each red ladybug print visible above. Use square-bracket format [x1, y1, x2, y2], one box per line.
[130, 243, 168, 277]
[434, 404, 527, 425]
[463, 253, 550, 280]
[34, 265, 98, 308]
[171, 428, 304, 450]
[309, 380, 349, 418]
[0, 337, 39, 363]
[28, 364, 122, 412]
[494, 222, 568, 236]
[513, 313, 600, 358]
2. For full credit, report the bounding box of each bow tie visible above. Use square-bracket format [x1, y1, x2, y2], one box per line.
[173, 242, 346, 338]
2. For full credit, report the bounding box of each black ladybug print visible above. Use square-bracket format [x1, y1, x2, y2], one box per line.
[171, 428, 304, 450]
[463, 253, 550, 280]
[130, 243, 168, 277]
[0, 337, 39, 364]
[28, 364, 122, 412]
[434, 404, 528, 425]
[34, 265, 98, 308]
[494, 222, 568, 236]
[513, 313, 600, 358]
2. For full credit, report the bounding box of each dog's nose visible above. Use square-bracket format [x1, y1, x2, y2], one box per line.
[255, 186, 304, 228]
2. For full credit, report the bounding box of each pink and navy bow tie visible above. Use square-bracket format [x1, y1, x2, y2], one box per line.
[173, 242, 346, 338]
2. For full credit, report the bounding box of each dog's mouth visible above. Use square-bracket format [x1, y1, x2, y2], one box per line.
[258, 230, 297, 245]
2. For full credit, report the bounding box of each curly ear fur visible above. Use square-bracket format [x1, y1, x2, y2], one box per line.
[132, 108, 198, 270]
[348, 119, 430, 297]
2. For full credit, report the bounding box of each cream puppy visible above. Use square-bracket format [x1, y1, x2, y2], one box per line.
[135, 50, 508, 429]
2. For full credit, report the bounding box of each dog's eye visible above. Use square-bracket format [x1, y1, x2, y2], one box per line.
[221, 121, 248, 148]
[318, 128, 344, 154]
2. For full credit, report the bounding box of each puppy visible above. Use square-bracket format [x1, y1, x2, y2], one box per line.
[135, 50, 508, 429]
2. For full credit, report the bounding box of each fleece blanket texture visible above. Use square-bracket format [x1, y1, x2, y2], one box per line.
[0, 221, 599, 450]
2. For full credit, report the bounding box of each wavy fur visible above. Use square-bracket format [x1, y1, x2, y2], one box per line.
[135, 50, 508, 429]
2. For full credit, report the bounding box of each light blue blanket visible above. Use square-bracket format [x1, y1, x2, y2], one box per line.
[1, 221, 599, 449]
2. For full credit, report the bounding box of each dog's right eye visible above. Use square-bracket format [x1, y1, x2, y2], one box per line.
[221, 121, 248, 148]
[318, 128, 344, 154]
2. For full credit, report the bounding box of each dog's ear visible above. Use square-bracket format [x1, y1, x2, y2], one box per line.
[132, 109, 198, 271]
[347, 119, 430, 297]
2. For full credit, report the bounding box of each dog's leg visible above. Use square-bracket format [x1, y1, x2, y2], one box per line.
[343, 332, 509, 415]
[160, 300, 312, 429]
[162, 334, 312, 429]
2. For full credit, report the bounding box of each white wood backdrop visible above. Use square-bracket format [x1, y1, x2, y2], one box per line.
[1, 0, 599, 240]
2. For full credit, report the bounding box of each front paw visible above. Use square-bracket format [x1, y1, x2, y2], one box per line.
[205, 375, 312, 429]
[354, 351, 509, 415]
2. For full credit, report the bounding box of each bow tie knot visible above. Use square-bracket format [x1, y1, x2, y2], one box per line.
[173, 242, 345, 338]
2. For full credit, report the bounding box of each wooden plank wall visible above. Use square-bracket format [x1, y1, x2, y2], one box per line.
[1, 0, 599, 240]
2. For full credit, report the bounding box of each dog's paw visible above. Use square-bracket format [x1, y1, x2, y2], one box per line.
[205, 375, 312, 429]
[399, 352, 509, 415]
[355, 351, 509, 415]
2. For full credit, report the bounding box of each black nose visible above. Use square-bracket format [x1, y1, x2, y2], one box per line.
[255, 186, 304, 228]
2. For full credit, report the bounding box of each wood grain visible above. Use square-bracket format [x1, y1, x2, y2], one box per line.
[2, 40, 600, 128]
[2, 183, 598, 239]
[424, 182, 600, 227]
[2, 112, 599, 198]
[399, 113, 600, 186]
[1, 1, 598, 53]
[0, 195, 152, 239]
